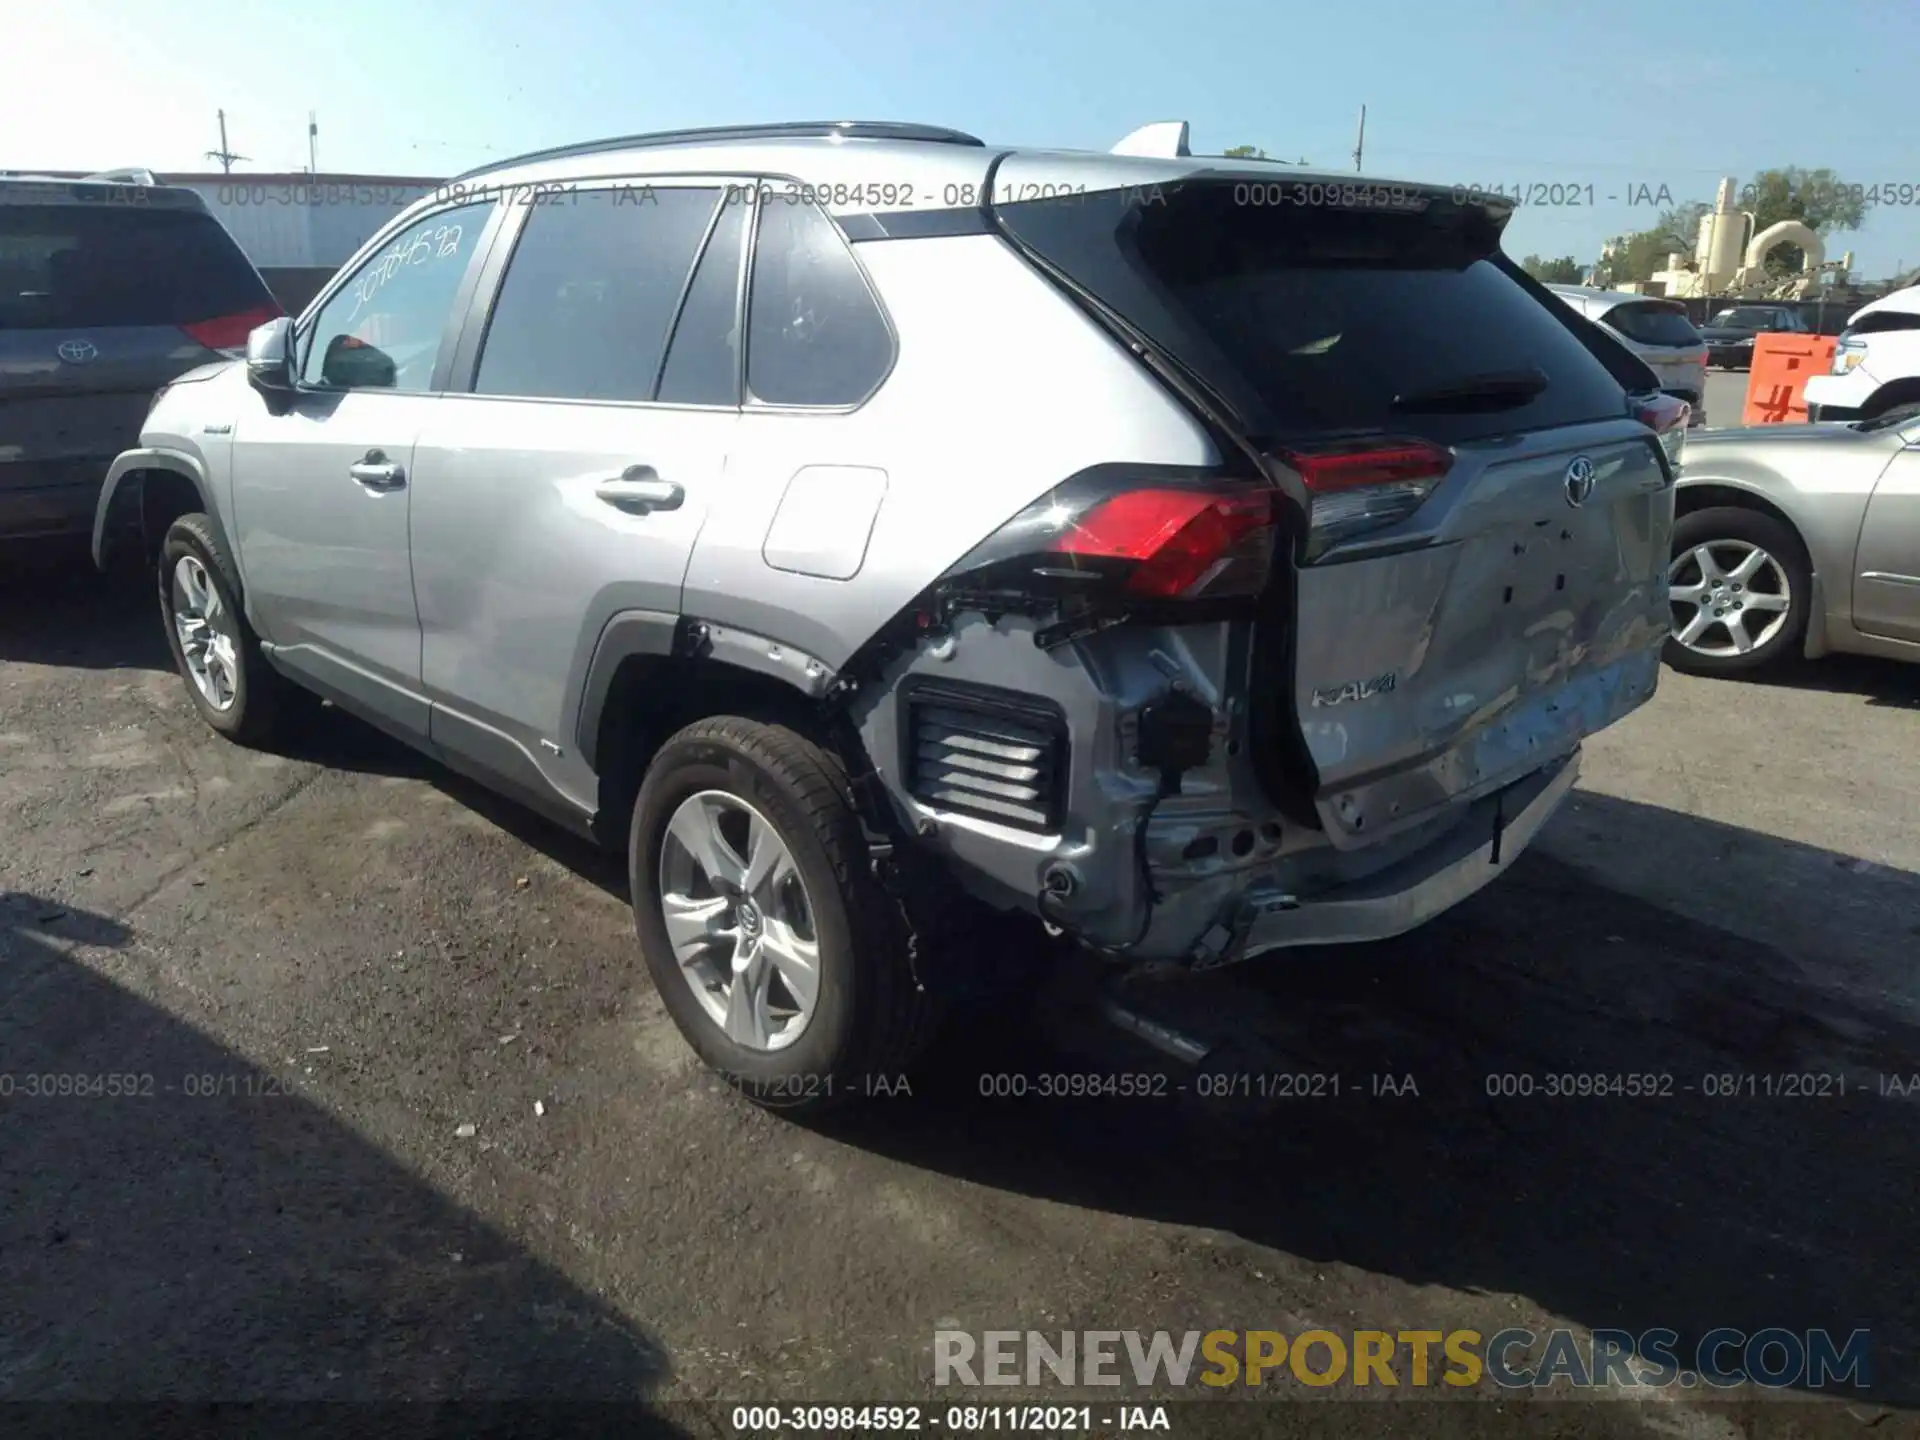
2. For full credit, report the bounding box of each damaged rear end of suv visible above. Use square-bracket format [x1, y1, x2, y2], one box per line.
[832, 153, 1681, 988]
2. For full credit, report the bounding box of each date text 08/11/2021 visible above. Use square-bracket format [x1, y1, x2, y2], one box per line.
[730, 1404, 1171, 1433]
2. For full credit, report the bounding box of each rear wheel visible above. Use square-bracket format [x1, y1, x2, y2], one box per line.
[629, 717, 939, 1112]
[1663, 507, 1809, 676]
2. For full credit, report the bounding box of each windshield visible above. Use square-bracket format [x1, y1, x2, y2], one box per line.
[1709, 308, 1775, 327]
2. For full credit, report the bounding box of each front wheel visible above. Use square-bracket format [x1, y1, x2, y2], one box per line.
[1663, 507, 1809, 676]
[158, 514, 300, 745]
[629, 717, 939, 1112]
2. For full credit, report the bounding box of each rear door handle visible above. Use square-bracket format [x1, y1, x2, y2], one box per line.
[349, 451, 406, 491]
[595, 466, 683, 514]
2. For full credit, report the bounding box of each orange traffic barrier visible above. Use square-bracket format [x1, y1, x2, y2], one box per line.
[1742, 333, 1836, 425]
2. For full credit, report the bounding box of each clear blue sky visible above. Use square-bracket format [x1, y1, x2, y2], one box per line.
[10, 0, 1919, 277]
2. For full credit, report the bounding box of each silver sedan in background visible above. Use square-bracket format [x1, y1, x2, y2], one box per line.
[1550, 284, 1710, 427]
[1667, 404, 1920, 674]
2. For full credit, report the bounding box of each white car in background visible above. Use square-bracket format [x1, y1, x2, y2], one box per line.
[1550, 285, 1710, 428]
[1805, 284, 1920, 423]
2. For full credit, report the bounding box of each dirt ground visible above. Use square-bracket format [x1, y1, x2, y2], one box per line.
[3, 547, 1916, 1439]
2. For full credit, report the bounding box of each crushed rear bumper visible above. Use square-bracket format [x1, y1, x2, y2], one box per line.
[1193, 748, 1579, 967]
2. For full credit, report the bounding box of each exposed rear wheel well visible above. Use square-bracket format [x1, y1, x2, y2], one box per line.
[590, 655, 859, 849]
[1672, 484, 1811, 568]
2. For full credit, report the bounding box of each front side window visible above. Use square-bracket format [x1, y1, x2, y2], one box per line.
[474, 186, 721, 402]
[746, 198, 893, 406]
[300, 201, 493, 392]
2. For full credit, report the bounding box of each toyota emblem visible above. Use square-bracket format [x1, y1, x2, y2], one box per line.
[1563, 455, 1596, 508]
[56, 339, 99, 365]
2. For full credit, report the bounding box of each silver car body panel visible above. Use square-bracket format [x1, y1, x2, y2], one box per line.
[1677, 420, 1920, 657]
[681, 232, 1219, 668]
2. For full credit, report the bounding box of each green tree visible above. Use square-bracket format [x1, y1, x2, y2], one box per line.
[1596, 204, 1706, 287]
[1742, 167, 1869, 275]
[1522, 254, 1583, 284]
[1657, 201, 1710, 254]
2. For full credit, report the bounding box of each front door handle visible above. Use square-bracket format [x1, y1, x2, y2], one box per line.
[595, 465, 683, 514]
[349, 451, 406, 491]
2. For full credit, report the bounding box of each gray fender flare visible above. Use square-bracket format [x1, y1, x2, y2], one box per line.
[571, 610, 839, 772]
[91, 447, 224, 572]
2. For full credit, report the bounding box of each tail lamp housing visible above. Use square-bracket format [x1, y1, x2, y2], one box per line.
[1632, 391, 1691, 469]
[182, 303, 284, 357]
[934, 469, 1280, 626]
[1273, 437, 1454, 559]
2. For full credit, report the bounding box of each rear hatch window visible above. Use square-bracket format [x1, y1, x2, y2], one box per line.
[1604, 301, 1701, 348]
[991, 180, 1634, 447]
[0, 203, 273, 331]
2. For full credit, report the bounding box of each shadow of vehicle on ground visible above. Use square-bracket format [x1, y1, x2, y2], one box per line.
[0, 544, 170, 674]
[1736, 651, 1920, 711]
[0, 892, 681, 1425]
[820, 796, 1918, 1407]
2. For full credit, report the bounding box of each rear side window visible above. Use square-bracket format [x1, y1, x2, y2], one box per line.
[996, 184, 1633, 445]
[475, 187, 720, 403]
[0, 204, 271, 330]
[1604, 302, 1702, 347]
[657, 195, 748, 406]
[746, 199, 893, 406]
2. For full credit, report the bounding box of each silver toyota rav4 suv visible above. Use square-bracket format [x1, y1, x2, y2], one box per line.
[94, 120, 1685, 1107]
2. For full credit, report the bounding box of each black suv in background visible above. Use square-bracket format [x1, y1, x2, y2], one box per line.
[0, 173, 279, 547]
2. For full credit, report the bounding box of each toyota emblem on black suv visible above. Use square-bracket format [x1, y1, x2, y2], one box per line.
[56, 340, 100, 365]
[1564, 455, 1596, 507]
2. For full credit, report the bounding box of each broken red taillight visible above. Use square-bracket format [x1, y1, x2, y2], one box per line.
[1050, 487, 1277, 598]
[1632, 391, 1690, 468]
[181, 303, 283, 354]
[1274, 436, 1454, 558]
[935, 470, 1280, 615]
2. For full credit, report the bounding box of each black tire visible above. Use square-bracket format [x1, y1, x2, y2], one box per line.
[157, 513, 299, 746]
[629, 717, 940, 1113]
[1663, 506, 1810, 677]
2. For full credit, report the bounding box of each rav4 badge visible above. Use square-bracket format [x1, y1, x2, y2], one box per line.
[1312, 671, 1398, 707]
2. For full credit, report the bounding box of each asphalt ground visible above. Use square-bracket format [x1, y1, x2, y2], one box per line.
[3, 540, 1916, 1439]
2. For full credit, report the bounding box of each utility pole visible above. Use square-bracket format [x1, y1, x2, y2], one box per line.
[206, 109, 248, 174]
[1352, 105, 1366, 173]
[308, 112, 319, 174]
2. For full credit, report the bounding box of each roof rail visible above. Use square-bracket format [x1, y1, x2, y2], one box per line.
[450, 120, 985, 184]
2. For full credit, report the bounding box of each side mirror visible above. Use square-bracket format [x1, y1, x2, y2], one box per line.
[245, 317, 297, 394]
[319, 333, 397, 390]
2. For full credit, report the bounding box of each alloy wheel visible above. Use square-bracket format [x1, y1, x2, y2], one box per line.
[171, 554, 240, 711]
[1668, 540, 1792, 659]
[657, 789, 821, 1052]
